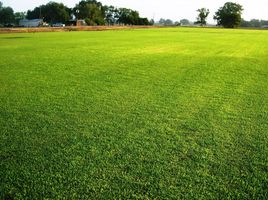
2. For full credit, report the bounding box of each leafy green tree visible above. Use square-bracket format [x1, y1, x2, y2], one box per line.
[138, 18, 150, 25]
[27, 2, 71, 23]
[214, 2, 243, 28]
[103, 6, 118, 25]
[84, 4, 105, 25]
[14, 12, 26, 25]
[195, 8, 209, 26]
[260, 20, 268, 26]
[73, 0, 105, 25]
[249, 19, 261, 27]
[117, 8, 138, 25]
[159, 18, 173, 26]
[240, 19, 251, 27]
[26, 7, 41, 19]
[240, 19, 268, 28]
[0, 4, 15, 25]
[74, 0, 105, 25]
[116, 8, 150, 25]
[180, 19, 190, 25]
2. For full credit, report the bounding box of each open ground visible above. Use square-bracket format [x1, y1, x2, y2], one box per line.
[0, 28, 268, 199]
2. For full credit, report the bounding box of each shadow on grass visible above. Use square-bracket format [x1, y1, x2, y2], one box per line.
[0, 36, 29, 40]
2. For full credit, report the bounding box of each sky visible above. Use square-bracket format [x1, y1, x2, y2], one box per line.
[1, 0, 268, 23]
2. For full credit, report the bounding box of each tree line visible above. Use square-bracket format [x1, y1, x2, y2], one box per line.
[1, 1, 268, 28]
[156, 2, 243, 28]
[159, 2, 267, 28]
[194, 2, 244, 28]
[0, 0, 152, 26]
[241, 19, 268, 28]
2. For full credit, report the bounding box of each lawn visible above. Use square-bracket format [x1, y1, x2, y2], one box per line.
[0, 28, 267, 199]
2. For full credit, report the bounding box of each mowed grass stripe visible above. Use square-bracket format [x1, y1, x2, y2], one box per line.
[0, 28, 268, 199]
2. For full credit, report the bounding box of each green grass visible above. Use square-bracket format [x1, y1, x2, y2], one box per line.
[0, 27, 268, 199]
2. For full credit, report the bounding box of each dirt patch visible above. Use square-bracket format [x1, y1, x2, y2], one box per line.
[0, 26, 169, 34]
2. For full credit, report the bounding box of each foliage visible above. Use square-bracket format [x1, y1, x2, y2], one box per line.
[1, 0, 150, 26]
[117, 8, 151, 25]
[14, 12, 26, 25]
[241, 19, 268, 28]
[117, 8, 139, 25]
[195, 8, 209, 26]
[103, 6, 118, 25]
[73, 0, 105, 25]
[73, 1, 150, 26]
[149, 19, 155, 25]
[27, 2, 71, 23]
[180, 19, 191, 25]
[138, 18, 150, 25]
[158, 18, 174, 25]
[0, 2, 15, 25]
[214, 2, 243, 28]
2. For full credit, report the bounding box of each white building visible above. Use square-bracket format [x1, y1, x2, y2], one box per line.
[19, 19, 43, 27]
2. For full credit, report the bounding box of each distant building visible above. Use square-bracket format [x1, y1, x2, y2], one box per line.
[262, 25, 268, 29]
[66, 20, 86, 26]
[19, 19, 43, 27]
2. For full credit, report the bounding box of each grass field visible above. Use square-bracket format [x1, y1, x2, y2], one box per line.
[0, 28, 268, 199]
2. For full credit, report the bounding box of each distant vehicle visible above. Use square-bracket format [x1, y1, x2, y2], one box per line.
[41, 22, 50, 27]
[52, 23, 65, 27]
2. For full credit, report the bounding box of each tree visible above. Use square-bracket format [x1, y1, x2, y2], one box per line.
[14, 12, 26, 25]
[138, 18, 150, 25]
[195, 8, 209, 26]
[0, 3, 15, 25]
[117, 8, 138, 25]
[117, 8, 146, 25]
[174, 21, 180, 26]
[102, 5, 150, 25]
[27, 2, 71, 23]
[249, 19, 261, 27]
[74, 0, 105, 25]
[158, 18, 173, 26]
[214, 2, 243, 28]
[180, 19, 190, 25]
[103, 5, 118, 25]
[26, 7, 41, 19]
[240, 19, 268, 28]
[240, 19, 251, 27]
[261, 20, 268, 25]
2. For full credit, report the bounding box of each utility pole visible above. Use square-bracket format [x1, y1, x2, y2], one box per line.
[76, 9, 80, 26]
[39, 7, 42, 19]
